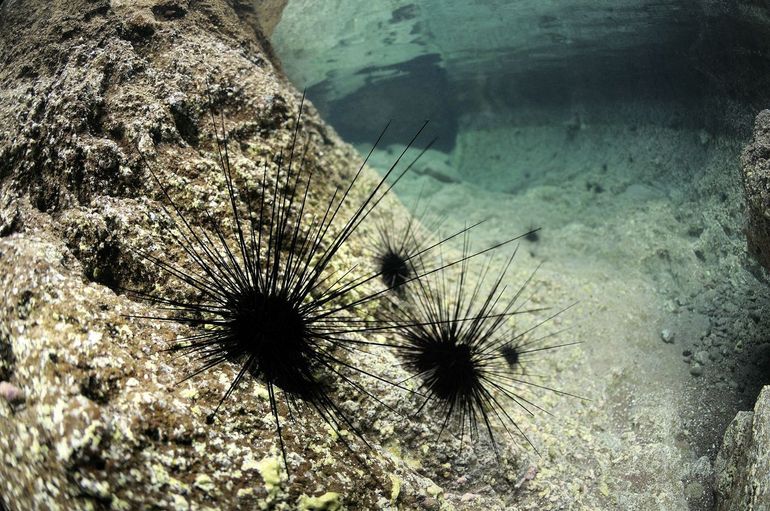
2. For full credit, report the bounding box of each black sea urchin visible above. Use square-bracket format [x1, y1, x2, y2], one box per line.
[371, 193, 443, 293]
[129, 93, 445, 467]
[393, 236, 581, 454]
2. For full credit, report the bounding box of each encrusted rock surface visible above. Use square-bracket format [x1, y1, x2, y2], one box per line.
[715, 386, 770, 511]
[5, 1, 766, 510]
[0, 1, 490, 509]
[0, 1, 533, 510]
[742, 110, 770, 271]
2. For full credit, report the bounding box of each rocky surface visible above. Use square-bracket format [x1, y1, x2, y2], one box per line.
[742, 110, 770, 271]
[251, 0, 288, 36]
[0, 1, 514, 509]
[715, 386, 770, 511]
[3, 0, 770, 510]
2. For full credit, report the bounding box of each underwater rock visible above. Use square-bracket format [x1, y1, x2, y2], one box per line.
[0, 1, 522, 509]
[715, 386, 770, 511]
[250, 0, 289, 37]
[742, 110, 770, 271]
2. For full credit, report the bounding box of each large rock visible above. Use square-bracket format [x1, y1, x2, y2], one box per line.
[0, 1, 502, 509]
[715, 386, 770, 510]
[742, 110, 770, 271]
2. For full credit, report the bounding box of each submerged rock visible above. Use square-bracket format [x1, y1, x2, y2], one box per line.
[715, 386, 770, 511]
[0, 1, 404, 509]
[0, 1, 517, 509]
[742, 110, 770, 271]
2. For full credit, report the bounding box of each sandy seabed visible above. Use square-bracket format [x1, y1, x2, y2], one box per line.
[363, 110, 770, 510]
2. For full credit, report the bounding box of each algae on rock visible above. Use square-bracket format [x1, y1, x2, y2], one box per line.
[0, 1, 482, 509]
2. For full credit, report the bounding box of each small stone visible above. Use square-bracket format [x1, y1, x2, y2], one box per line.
[0, 381, 25, 403]
[661, 329, 675, 343]
[685, 481, 705, 500]
[420, 497, 438, 509]
[694, 350, 710, 365]
[194, 474, 215, 493]
[690, 364, 704, 376]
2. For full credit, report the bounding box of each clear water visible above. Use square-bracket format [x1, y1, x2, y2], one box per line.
[272, 2, 770, 509]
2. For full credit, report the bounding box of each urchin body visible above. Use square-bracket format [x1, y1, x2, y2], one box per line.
[377, 249, 413, 289]
[226, 290, 314, 397]
[408, 336, 480, 406]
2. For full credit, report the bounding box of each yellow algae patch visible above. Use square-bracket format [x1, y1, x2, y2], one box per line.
[194, 474, 216, 493]
[256, 455, 283, 495]
[180, 387, 198, 399]
[389, 474, 402, 503]
[298, 492, 342, 511]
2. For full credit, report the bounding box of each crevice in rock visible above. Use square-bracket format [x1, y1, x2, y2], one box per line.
[152, 0, 188, 21]
[79, 372, 120, 405]
[0, 330, 15, 382]
[0, 206, 22, 237]
[169, 101, 200, 147]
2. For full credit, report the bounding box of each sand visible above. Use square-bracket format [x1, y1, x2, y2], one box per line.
[359, 111, 770, 509]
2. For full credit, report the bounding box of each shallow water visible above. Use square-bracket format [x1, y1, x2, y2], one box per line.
[272, 2, 770, 509]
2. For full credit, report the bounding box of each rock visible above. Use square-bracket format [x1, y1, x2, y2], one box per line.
[741, 110, 770, 271]
[694, 350, 710, 365]
[689, 364, 704, 377]
[715, 386, 770, 510]
[252, 0, 289, 36]
[0, 1, 461, 509]
[661, 328, 675, 343]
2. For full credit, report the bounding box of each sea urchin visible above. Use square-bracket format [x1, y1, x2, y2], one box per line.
[393, 236, 580, 454]
[130, 91, 440, 468]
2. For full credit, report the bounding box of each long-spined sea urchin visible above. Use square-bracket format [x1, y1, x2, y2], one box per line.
[392, 234, 582, 455]
[127, 90, 494, 470]
[371, 192, 442, 294]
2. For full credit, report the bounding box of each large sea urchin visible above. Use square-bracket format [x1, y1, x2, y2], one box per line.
[130, 92, 443, 468]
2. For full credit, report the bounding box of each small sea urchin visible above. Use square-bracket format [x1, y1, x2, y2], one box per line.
[392, 236, 581, 453]
[371, 193, 443, 293]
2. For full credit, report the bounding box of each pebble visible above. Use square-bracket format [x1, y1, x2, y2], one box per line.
[690, 364, 704, 376]
[693, 350, 710, 365]
[661, 329, 675, 343]
[0, 381, 25, 404]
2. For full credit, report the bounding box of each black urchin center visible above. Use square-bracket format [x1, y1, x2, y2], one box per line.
[228, 290, 315, 397]
[379, 250, 411, 289]
[413, 340, 481, 401]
